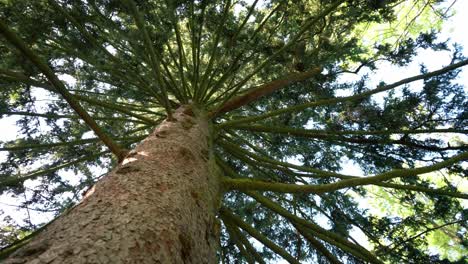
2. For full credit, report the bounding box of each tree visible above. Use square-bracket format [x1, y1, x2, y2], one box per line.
[0, 0, 466, 263]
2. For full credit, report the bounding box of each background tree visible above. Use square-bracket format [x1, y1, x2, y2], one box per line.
[0, 0, 467, 263]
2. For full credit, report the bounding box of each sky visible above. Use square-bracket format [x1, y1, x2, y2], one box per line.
[1, 0, 467, 261]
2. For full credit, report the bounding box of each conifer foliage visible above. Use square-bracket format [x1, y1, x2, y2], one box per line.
[0, 0, 467, 263]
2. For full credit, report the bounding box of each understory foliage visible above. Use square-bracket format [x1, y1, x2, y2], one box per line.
[0, 0, 467, 263]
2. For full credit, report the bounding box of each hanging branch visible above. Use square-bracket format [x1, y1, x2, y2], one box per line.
[219, 58, 468, 128]
[0, 202, 60, 213]
[219, 151, 389, 260]
[225, 222, 266, 264]
[222, 151, 468, 194]
[314, 136, 463, 152]
[219, 207, 301, 264]
[293, 224, 342, 264]
[0, 20, 128, 161]
[244, 192, 383, 264]
[222, 221, 256, 264]
[285, 197, 379, 260]
[209, 67, 322, 117]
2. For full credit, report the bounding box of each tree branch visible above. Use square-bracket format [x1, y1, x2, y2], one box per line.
[0, 20, 127, 161]
[0, 151, 108, 187]
[124, 0, 173, 119]
[219, 207, 301, 264]
[196, 0, 232, 103]
[379, 219, 465, 255]
[294, 224, 342, 264]
[0, 70, 160, 125]
[165, 1, 191, 99]
[213, 0, 345, 110]
[375, 182, 468, 199]
[219, 58, 468, 128]
[244, 192, 383, 264]
[209, 67, 322, 117]
[223, 151, 468, 194]
[203, 2, 285, 102]
[229, 124, 468, 136]
[0, 111, 146, 124]
[38, 6, 160, 103]
[223, 220, 256, 264]
[226, 222, 266, 264]
[219, 139, 354, 179]
[225, 125, 467, 152]
[0, 136, 146, 152]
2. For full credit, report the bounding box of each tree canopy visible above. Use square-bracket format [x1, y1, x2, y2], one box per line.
[0, 0, 467, 263]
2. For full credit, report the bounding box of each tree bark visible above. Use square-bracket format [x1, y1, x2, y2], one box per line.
[4, 106, 222, 264]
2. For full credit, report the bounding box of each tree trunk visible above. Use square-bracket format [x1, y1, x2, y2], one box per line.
[5, 106, 222, 264]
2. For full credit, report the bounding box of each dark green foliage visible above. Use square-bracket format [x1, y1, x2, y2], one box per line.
[1, 0, 467, 263]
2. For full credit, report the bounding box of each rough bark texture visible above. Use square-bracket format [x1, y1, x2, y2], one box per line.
[5, 106, 221, 264]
